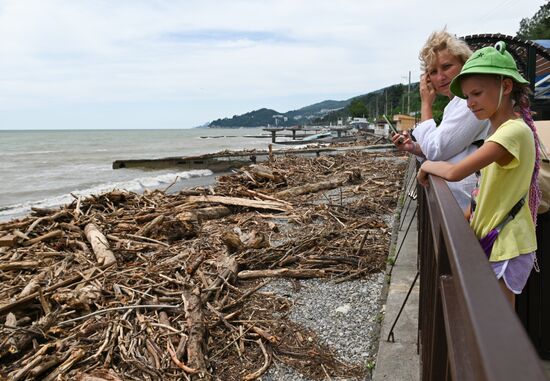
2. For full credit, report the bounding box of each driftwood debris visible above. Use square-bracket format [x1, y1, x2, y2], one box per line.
[186, 195, 291, 212]
[0, 149, 406, 380]
[84, 223, 117, 266]
[0, 234, 17, 248]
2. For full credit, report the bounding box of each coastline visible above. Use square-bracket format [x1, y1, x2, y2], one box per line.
[0, 135, 386, 224]
[0, 147, 407, 380]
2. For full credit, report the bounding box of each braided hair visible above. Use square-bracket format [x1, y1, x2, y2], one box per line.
[512, 83, 541, 225]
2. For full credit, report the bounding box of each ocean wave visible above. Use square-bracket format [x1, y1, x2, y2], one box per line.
[0, 150, 65, 156]
[0, 169, 213, 221]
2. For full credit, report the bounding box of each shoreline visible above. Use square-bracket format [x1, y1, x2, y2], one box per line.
[1, 137, 391, 223]
[0, 171, 223, 223]
[0, 149, 407, 380]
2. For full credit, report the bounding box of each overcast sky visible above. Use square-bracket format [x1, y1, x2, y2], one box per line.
[0, 0, 545, 130]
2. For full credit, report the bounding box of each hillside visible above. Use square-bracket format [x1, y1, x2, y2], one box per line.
[209, 99, 350, 128]
[208, 82, 450, 128]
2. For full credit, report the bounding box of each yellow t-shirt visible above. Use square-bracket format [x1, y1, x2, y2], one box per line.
[470, 119, 537, 261]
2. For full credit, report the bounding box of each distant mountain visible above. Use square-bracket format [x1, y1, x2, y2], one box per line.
[208, 83, 427, 128]
[284, 99, 350, 122]
[209, 99, 350, 128]
[209, 108, 281, 128]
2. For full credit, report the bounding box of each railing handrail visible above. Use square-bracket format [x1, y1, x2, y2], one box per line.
[418, 174, 547, 380]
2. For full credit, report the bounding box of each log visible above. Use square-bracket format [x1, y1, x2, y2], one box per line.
[0, 261, 40, 271]
[186, 195, 290, 212]
[27, 355, 62, 379]
[220, 231, 243, 254]
[135, 212, 162, 224]
[248, 164, 278, 181]
[42, 348, 86, 381]
[275, 178, 345, 198]
[30, 206, 57, 216]
[9, 354, 46, 381]
[26, 210, 69, 234]
[237, 268, 326, 280]
[182, 286, 211, 380]
[0, 233, 17, 247]
[243, 189, 292, 206]
[59, 222, 82, 233]
[136, 214, 164, 237]
[74, 369, 124, 381]
[23, 230, 63, 246]
[162, 218, 197, 242]
[205, 256, 239, 299]
[0, 264, 112, 316]
[19, 273, 44, 298]
[0, 219, 31, 231]
[0, 313, 57, 359]
[195, 206, 232, 221]
[186, 254, 205, 275]
[84, 223, 117, 266]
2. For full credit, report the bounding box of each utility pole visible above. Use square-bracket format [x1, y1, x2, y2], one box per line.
[407, 70, 411, 115]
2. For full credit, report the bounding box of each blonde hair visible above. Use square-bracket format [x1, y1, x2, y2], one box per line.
[419, 29, 473, 71]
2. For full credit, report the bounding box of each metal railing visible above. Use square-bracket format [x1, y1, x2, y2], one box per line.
[417, 174, 547, 380]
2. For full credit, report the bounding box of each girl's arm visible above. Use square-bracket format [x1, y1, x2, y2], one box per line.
[417, 141, 514, 186]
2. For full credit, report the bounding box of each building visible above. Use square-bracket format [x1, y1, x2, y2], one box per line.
[393, 114, 416, 131]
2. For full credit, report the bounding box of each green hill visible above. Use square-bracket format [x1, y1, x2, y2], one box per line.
[208, 82, 450, 128]
[209, 99, 350, 128]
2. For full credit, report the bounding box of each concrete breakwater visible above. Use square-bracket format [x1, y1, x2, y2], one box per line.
[112, 143, 396, 171]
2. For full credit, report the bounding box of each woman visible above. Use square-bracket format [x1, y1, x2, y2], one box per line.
[393, 29, 489, 210]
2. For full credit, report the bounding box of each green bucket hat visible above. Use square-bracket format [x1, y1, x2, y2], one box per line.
[450, 41, 529, 99]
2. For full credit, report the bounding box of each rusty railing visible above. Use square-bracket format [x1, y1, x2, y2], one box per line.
[417, 175, 547, 380]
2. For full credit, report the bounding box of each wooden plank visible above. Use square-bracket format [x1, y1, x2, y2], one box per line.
[186, 195, 291, 212]
[0, 234, 17, 247]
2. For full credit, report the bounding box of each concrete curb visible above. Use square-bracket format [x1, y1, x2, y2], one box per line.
[372, 196, 420, 381]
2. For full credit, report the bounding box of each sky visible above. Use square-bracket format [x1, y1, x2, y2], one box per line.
[0, 0, 546, 130]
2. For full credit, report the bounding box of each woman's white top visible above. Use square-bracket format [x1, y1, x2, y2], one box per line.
[412, 96, 490, 210]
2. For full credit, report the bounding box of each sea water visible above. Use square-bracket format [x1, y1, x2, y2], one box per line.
[0, 128, 271, 221]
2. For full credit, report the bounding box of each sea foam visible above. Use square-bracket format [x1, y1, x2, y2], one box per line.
[0, 169, 213, 222]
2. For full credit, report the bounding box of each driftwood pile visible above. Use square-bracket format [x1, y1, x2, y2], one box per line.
[0, 150, 407, 381]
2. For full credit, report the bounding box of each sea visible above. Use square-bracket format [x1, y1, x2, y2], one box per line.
[0, 128, 274, 222]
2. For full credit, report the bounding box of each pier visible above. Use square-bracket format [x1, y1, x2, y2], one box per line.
[263, 125, 354, 143]
[112, 143, 394, 171]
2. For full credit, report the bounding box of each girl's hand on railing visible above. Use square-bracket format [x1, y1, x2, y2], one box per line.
[417, 164, 430, 187]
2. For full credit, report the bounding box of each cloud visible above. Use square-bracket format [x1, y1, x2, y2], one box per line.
[0, 0, 545, 128]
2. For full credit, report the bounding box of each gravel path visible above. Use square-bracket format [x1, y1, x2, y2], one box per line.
[260, 272, 388, 381]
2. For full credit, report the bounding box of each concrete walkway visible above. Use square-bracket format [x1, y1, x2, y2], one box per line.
[372, 197, 419, 381]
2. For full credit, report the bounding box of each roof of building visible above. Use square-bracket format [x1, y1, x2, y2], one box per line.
[534, 40, 550, 49]
[393, 114, 415, 120]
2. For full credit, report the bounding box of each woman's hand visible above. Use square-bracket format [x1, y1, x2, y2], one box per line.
[419, 73, 436, 106]
[391, 130, 416, 153]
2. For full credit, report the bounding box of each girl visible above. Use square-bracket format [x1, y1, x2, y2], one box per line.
[417, 41, 541, 304]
